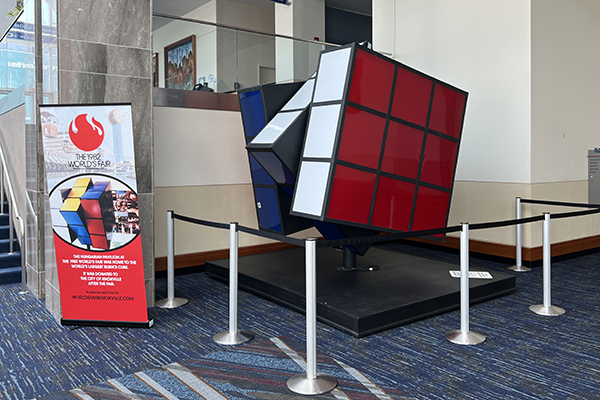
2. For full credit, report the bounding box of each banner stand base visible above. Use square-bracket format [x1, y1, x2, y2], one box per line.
[61, 318, 155, 329]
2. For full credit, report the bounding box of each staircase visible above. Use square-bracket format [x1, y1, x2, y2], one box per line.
[0, 207, 21, 285]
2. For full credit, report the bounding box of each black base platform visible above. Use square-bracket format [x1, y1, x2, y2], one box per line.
[205, 246, 516, 337]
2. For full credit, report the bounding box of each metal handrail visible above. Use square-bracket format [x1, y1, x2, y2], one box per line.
[0, 141, 28, 293]
[153, 12, 339, 48]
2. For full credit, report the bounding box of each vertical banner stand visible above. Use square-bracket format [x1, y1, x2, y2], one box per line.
[156, 210, 188, 308]
[214, 222, 254, 345]
[507, 197, 531, 272]
[288, 238, 337, 395]
[529, 213, 565, 316]
[445, 223, 486, 345]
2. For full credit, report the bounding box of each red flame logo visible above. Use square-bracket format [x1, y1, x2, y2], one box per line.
[68, 114, 104, 152]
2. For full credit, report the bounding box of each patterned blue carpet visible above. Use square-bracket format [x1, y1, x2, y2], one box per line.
[0, 243, 599, 399]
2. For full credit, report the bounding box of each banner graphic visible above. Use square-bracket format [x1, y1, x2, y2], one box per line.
[40, 103, 151, 327]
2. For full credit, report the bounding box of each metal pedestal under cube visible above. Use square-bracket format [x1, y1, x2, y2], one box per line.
[205, 246, 516, 337]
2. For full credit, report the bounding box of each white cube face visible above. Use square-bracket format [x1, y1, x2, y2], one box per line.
[282, 79, 315, 111]
[313, 47, 352, 103]
[292, 161, 331, 217]
[303, 104, 341, 158]
[251, 111, 301, 144]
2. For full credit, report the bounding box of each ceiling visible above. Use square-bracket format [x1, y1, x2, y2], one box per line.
[153, 0, 372, 20]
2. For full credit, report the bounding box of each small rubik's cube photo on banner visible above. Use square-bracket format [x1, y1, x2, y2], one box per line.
[40, 103, 152, 328]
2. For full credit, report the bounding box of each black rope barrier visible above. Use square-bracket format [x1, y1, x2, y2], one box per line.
[171, 203, 600, 250]
[173, 213, 230, 230]
[548, 207, 600, 220]
[172, 212, 307, 247]
[468, 215, 544, 231]
[520, 199, 600, 209]
[316, 225, 462, 248]
[237, 225, 306, 247]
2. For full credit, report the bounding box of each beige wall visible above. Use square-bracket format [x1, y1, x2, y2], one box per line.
[153, 107, 250, 187]
[448, 180, 600, 248]
[153, 105, 318, 259]
[155, 184, 273, 258]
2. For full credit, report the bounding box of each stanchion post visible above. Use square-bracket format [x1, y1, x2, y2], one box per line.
[287, 238, 337, 395]
[213, 222, 254, 345]
[445, 223, 486, 345]
[529, 213, 565, 316]
[156, 210, 188, 308]
[508, 197, 531, 272]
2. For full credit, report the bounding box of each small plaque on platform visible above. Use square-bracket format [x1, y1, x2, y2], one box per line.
[449, 271, 493, 279]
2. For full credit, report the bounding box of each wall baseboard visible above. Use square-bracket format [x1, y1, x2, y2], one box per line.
[155, 241, 300, 272]
[408, 233, 600, 266]
[155, 234, 600, 272]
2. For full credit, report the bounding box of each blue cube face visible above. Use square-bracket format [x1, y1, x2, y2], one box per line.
[239, 90, 266, 139]
[69, 224, 90, 238]
[78, 235, 92, 246]
[252, 151, 295, 185]
[254, 187, 282, 232]
[80, 190, 103, 200]
[60, 210, 85, 226]
[249, 155, 275, 186]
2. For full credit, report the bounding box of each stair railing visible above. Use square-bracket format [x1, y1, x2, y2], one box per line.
[0, 141, 28, 293]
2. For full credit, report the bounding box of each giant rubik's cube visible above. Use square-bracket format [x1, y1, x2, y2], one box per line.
[244, 42, 467, 247]
[57, 177, 114, 249]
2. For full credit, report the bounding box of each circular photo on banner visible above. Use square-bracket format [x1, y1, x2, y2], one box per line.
[49, 173, 140, 251]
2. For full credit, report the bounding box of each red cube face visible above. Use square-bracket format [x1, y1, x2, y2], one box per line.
[348, 49, 396, 114]
[327, 165, 376, 225]
[392, 67, 432, 127]
[290, 43, 468, 235]
[337, 106, 386, 170]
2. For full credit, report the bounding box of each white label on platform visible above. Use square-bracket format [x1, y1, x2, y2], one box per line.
[449, 271, 493, 279]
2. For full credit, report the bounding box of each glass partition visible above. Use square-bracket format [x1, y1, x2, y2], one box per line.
[0, 0, 57, 118]
[153, 14, 336, 93]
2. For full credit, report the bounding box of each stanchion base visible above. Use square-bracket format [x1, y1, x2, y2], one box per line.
[506, 264, 531, 272]
[155, 297, 189, 309]
[287, 373, 337, 395]
[445, 330, 486, 345]
[213, 330, 254, 345]
[529, 304, 565, 316]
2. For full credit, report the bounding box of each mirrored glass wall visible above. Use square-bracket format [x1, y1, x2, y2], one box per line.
[153, 14, 336, 93]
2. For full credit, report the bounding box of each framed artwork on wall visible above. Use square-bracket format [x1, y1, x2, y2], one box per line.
[164, 35, 196, 90]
